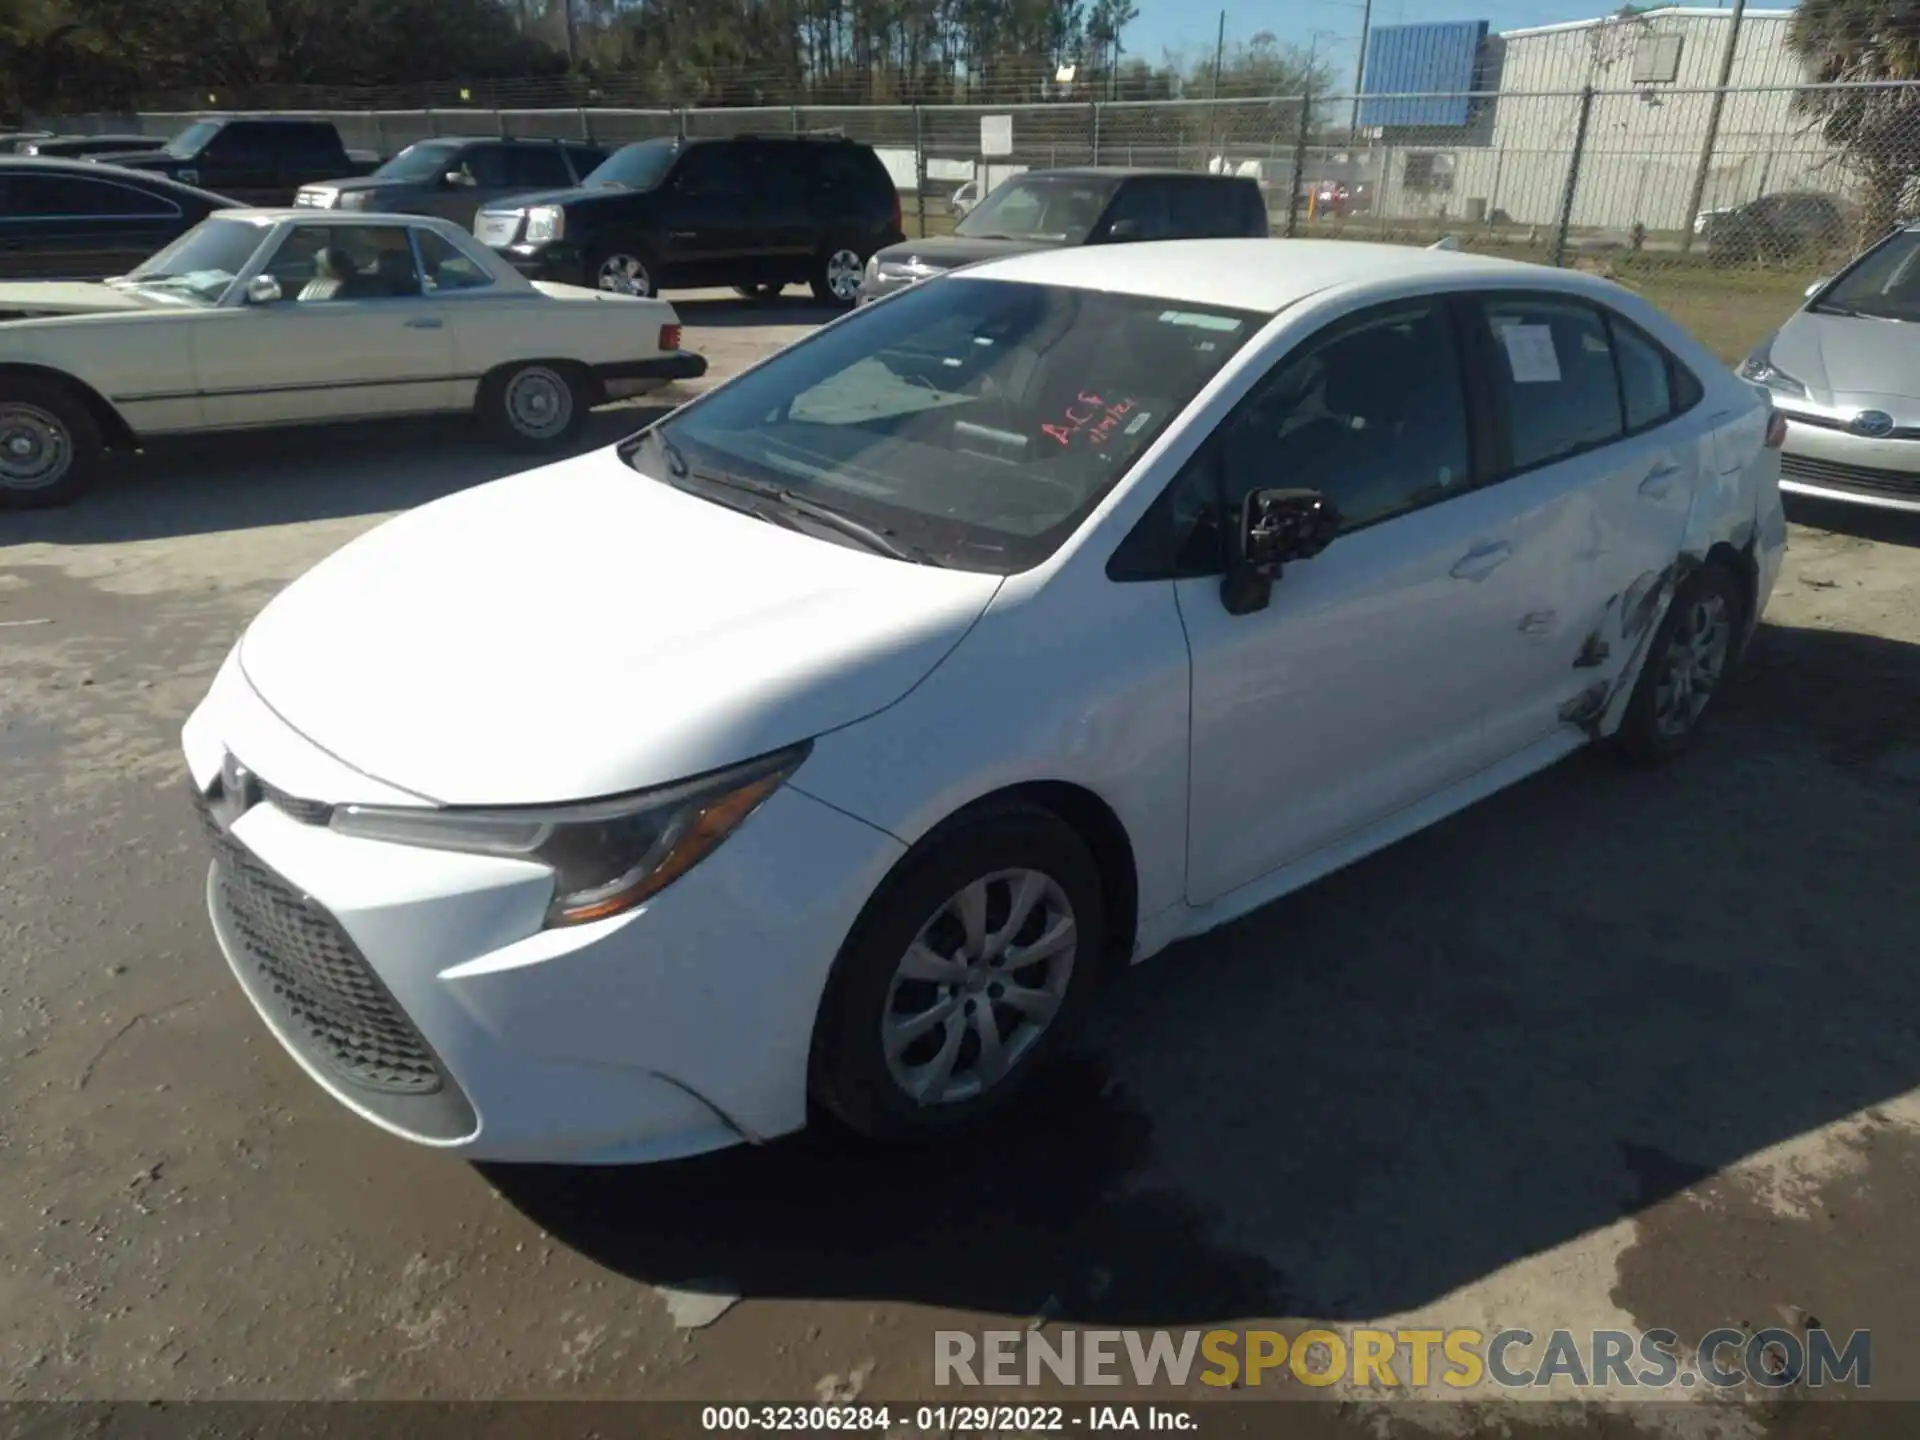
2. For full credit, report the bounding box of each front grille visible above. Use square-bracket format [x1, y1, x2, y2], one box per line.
[473, 212, 521, 247]
[1781, 452, 1920, 502]
[196, 791, 444, 1096]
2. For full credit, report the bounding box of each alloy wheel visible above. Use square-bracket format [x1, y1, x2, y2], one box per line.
[0, 403, 72, 492]
[825, 248, 864, 302]
[502, 366, 574, 441]
[596, 254, 652, 296]
[1651, 591, 1731, 738]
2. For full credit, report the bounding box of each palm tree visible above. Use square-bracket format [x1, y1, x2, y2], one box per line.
[1787, 0, 1920, 237]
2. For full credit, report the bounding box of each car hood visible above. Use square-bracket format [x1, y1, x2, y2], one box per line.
[236, 445, 1003, 806]
[305, 175, 395, 195]
[872, 234, 1059, 272]
[477, 183, 624, 215]
[0, 281, 156, 316]
[1773, 310, 1920, 403]
[93, 150, 179, 170]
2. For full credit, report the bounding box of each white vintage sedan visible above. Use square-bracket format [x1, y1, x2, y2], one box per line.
[0, 209, 706, 507]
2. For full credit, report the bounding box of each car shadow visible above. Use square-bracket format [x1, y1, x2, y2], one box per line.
[1784, 493, 1920, 548]
[485, 620, 1920, 1326]
[673, 294, 846, 329]
[0, 402, 679, 548]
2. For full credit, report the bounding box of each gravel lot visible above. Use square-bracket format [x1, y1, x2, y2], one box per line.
[3, 288, 1917, 1433]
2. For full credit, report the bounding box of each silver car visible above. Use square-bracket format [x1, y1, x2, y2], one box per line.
[1740, 223, 1920, 512]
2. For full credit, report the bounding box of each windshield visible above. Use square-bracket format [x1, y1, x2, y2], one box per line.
[118, 217, 269, 303]
[582, 139, 676, 191]
[956, 176, 1118, 244]
[163, 120, 221, 160]
[633, 276, 1258, 573]
[1814, 230, 1920, 321]
[373, 141, 462, 183]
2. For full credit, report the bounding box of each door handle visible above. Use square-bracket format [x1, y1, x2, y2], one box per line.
[1450, 540, 1513, 581]
[404, 316, 444, 329]
[1639, 461, 1681, 497]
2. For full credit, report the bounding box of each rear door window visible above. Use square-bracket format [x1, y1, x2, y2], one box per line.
[674, 144, 749, 197]
[1471, 295, 1624, 472]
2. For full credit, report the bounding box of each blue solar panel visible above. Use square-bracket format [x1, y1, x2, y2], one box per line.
[1356, 21, 1489, 128]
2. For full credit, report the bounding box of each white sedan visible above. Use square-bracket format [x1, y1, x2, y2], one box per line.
[0, 209, 705, 508]
[182, 239, 1786, 1164]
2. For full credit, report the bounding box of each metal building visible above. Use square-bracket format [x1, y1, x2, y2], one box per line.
[1359, 8, 1834, 233]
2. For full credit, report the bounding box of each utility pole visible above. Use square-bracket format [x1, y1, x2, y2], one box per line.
[1349, 0, 1372, 140]
[562, 0, 579, 68]
[1681, 0, 1745, 254]
[1202, 10, 1226, 172]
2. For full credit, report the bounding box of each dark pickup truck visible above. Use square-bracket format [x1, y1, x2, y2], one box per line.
[86, 118, 381, 206]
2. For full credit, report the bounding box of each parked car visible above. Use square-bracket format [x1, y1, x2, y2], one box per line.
[1743, 220, 1920, 512]
[0, 157, 240, 281]
[1310, 179, 1371, 217]
[15, 134, 168, 159]
[86, 117, 381, 206]
[856, 167, 1269, 305]
[1706, 190, 1857, 266]
[179, 239, 1785, 1164]
[0, 209, 705, 508]
[473, 132, 905, 307]
[949, 178, 981, 219]
[294, 136, 609, 229]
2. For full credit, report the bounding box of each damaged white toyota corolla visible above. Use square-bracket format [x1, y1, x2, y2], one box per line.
[182, 240, 1786, 1164]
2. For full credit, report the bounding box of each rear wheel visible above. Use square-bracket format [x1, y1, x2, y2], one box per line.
[0, 379, 101, 510]
[478, 361, 591, 451]
[811, 243, 866, 307]
[1611, 562, 1743, 763]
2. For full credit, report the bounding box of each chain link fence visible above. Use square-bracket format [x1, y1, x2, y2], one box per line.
[33, 80, 1918, 358]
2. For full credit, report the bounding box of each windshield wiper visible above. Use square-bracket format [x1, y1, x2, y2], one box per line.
[624, 431, 941, 566]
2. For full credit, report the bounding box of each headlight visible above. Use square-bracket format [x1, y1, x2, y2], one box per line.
[329, 743, 808, 927]
[1737, 339, 1808, 399]
[334, 190, 371, 211]
[524, 205, 565, 244]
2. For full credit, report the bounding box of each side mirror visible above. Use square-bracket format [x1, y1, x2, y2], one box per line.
[1105, 218, 1142, 241]
[444, 170, 475, 188]
[1805, 277, 1831, 298]
[1220, 487, 1341, 616]
[244, 274, 283, 306]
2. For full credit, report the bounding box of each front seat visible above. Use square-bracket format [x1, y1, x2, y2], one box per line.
[298, 247, 354, 303]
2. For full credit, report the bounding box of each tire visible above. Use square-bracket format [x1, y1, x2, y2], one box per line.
[1611, 562, 1744, 764]
[732, 282, 783, 301]
[0, 378, 102, 510]
[586, 241, 658, 298]
[478, 361, 591, 451]
[811, 242, 867, 308]
[809, 801, 1105, 1142]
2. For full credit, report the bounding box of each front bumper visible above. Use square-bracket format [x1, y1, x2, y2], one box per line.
[1777, 413, 1920, 513]
[181, 654, 905, 1164]
[496, 240, 582, 282]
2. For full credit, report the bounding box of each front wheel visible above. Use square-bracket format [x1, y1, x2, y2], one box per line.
[588, 243, 658, 297]
[478, 362, 591, 451]
[0, 379, 102, 510]
[810, 802, 1104, 1142]
[811, 244, 867, 308]
[1611, 562, 1743, 763]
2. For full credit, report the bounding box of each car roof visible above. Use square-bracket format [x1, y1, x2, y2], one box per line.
[965, 238, 1559, 314]
[213, 207, 469, 226]
[404, 135, 592, 147]
[1026, 166, 1250, 181]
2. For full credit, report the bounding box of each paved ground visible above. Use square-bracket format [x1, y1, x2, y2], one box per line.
[3, 289, 1918, 1433]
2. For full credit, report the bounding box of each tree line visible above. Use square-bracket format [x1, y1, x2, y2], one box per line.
[0, 0, 1326, 118]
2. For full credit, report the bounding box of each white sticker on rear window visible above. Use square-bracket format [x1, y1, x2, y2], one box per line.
[1125, 410, 1152, 435]
[1159, 310, 1244, 333]
[1500, 323, 1561, 384]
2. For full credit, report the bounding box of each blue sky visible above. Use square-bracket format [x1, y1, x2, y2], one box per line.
[1128, 0, 1745, 77]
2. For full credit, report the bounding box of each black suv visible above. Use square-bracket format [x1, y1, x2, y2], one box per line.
[294, 136, 609, 229]
[856, 167, 1270, 305]
[474, 133, 904, 306]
